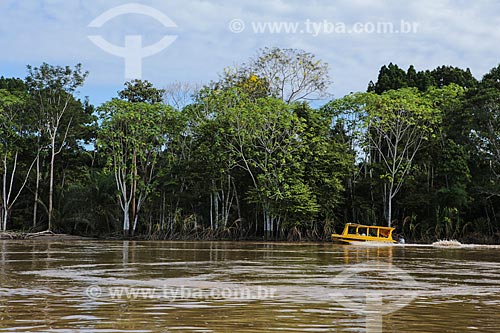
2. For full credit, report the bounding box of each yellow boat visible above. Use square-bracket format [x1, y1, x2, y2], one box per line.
[331, 223, 397, 244]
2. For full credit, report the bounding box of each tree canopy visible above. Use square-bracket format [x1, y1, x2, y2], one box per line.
[1, 55, 500, 244]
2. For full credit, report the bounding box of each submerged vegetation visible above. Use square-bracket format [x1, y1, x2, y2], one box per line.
[1, 48, 500, 243]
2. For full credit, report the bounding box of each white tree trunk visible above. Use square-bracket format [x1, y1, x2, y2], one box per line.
[48, 137, 56, 231]
[123, 205, 130, 235]
[33, 152, 40, 228]
[209, 192, 213, 229]
[214, 191, 219, 229]
[1, 151, 35, 232]
[1, 208, 7, 232]
[132, 194, 144, 235]
[388, 193, 393, 228]
[2, 155, 7, 232]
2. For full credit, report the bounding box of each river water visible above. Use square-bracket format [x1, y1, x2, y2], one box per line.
[1, 240, 500, 332]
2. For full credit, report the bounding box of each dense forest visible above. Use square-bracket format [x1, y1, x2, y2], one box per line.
[1, 47, 499, 243]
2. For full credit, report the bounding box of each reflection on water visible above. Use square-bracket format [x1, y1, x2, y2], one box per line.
[0, 241, 500, 332]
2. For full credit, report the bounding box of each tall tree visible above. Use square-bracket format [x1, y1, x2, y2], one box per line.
[118, 79, 165, 104]
[468, 65, 500, 191]
[334, 88, 441, 226]
[368, 63, 407, 94]
[98, 99, 180, 235]
[369, 64, 478, 94]
[219, 47, 331, 103]
[163, 81, 200, 111]
[207, 90, 317, 237]
[26, 63, 89, 231]
[0, 90, 35, 231]
[431, 66, 477, 89]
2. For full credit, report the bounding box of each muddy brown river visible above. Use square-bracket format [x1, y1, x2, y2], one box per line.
[1, 241, 500, 332]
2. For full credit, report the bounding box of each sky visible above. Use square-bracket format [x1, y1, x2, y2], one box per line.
[1, 0, 500, 106]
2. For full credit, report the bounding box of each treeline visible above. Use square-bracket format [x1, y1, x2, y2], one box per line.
[1, 48, 499, 242]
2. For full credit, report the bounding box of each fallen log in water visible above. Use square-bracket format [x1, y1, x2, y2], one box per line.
[0, 231, 88, 240]
[0, 232, 25, 240]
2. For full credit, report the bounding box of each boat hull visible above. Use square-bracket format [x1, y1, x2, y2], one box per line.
[331, 235, 396, 244]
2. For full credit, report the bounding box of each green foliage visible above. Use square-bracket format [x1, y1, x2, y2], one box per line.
[0, 89, 25, 149]
[368, 64, 478, 94]
[24, 62, 91, 231]
[58, 171, 118, 235]
[368, 63, 408, 93]
[3, 57, 500, 243]
[333, 87, 442, 227]
[97, 97, 183, 234]
[118, 79, 165, 104]
[26, 63, 88, 93]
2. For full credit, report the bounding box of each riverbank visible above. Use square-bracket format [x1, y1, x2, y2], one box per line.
[1, 231, 499, 246]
